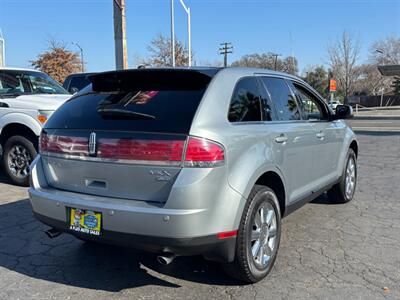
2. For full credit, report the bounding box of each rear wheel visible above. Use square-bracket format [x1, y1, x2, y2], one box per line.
[327, 148, 357, 203]
[222, 185, 281, 283]
[2, 135, 37, 186]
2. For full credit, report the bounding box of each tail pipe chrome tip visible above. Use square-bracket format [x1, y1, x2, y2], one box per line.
[157, 253, 176, 265]
[45, 228, 62, 239]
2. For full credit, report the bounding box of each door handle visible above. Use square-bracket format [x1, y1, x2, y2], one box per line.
[274, 134, 288, 144]
[0, 102, 9, 108]
[316, 132, 325, 139]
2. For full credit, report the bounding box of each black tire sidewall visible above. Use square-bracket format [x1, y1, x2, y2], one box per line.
[339, 149, 357, 202]
[241, 187, 281, 281]
[2, 135, 37, 186]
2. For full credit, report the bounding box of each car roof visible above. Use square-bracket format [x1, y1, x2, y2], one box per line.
[92, 66, 303, 80]
[66, 72, 97, 78]
[0, 66, 42, 72]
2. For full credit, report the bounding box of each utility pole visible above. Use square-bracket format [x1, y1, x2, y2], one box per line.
[170, 0, 175, 67]
[179, 0, 191, 67]
[219, 42, 233, 67]
[270, 53, 281, 71]
[113, 0, 128, 70]
[72, 42, 84, 72]
[0, 29, 5, 67]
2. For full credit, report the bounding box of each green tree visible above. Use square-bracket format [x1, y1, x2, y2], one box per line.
[303, 65, 329, 98]
[392, 77, 400, 95]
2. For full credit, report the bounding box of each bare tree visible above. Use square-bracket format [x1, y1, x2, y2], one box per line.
[353, 64, 388, 95]
[369, 36, 400, 65]
[328, 31, 361, 102]
[141, 34, 191, 67]
[366, 36, 400, 95]
[231, 53, 298, 74]
[31, 39, 82, 83]
[198, 59, 223, 67]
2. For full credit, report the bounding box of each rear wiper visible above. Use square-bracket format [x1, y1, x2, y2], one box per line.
[97, 108, 156, 120]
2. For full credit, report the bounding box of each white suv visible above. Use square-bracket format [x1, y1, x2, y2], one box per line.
[0, 67, 70, 186]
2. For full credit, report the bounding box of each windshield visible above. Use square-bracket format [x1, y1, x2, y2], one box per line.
[0, 70, 68, 96]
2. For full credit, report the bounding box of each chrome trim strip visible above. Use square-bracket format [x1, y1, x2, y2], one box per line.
[41, 152, 182, 167]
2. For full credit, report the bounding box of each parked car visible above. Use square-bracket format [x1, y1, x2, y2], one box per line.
[328, 100, 340, 110]
[29, 68, 358, 283]
[0, 67, 70, 186]
[63, 72, 95, 94]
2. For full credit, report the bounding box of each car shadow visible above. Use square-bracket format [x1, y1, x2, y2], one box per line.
[310, 193, 336, 205]
[0, 199, 241, 292]
[0, 168, 12, 185]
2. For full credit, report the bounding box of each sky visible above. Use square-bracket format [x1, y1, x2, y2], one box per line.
[0, 0, 399, 74]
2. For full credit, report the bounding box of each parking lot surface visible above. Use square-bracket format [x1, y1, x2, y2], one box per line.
[0, 133, 399, 300]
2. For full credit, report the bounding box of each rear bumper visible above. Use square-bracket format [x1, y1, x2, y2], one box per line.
[33, 211, 236, 262]
[29, 155, 243, 262]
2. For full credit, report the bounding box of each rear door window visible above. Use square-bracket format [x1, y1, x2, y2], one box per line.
[228, 77, 263, 122]
[260, 77, 301, 121]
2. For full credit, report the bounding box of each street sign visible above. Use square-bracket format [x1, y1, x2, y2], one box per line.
[329, 79, 337, 92]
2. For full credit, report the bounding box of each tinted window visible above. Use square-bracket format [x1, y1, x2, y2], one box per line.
[292, 84, 325, 120]
[261, 77, 301, 121]
[228, 77, 263, 122]
[45, 89, 207, 134]
[68, 76, 91, 93]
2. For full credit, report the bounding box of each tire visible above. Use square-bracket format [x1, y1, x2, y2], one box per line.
[222, 185, 281, 283]
[327, 148, 357, 204]
[2, 135, 37, 187]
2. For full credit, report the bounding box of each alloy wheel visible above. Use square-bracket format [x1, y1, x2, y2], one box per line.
[345, 157, 356, 199]
[250, 202, 278, 269]
[7, 144, 32, 179]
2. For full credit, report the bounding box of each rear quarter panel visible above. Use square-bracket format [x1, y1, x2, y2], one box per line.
[189, 69, 288, 227]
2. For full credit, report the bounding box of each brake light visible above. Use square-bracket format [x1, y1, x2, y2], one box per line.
[39, 134, 225, 168]
[98, 139, 184, 163]
[184, 137, 225, 167]
[40, 133, 89, 156]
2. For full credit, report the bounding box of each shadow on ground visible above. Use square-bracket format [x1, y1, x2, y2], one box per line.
[0, 199, 244, 292]
[0, 168, 11, 185]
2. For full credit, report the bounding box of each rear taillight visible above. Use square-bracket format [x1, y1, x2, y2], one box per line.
[40, 133, 225, 168]
[40, 133, 89, 157]
[98, 139, 185, 164]
[184, 137, 225, 167]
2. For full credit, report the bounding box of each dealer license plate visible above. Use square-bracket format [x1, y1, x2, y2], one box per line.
[69, 208, 102, 236]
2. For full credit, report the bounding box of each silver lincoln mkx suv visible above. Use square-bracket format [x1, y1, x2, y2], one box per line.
[29, 68, 358, 283]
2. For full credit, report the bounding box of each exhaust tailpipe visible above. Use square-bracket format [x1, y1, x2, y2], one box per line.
[45, 228, 61, 239]
[157, 253, 176, 265]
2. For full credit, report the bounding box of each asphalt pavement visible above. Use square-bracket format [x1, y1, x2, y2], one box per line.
[0, 133, 399, 300]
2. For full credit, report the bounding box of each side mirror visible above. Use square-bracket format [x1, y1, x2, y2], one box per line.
[334, 105, 353, 119]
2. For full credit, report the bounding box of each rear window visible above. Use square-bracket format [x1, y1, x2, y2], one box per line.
[45, 88, 207, 134]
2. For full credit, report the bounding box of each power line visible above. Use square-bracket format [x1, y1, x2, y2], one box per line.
[219, 42, 233, 67]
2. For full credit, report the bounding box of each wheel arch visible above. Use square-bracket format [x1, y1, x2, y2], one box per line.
[0, 122, 39, 150]
[254, 171, 286, 217]
[349, 139, 358, 157]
